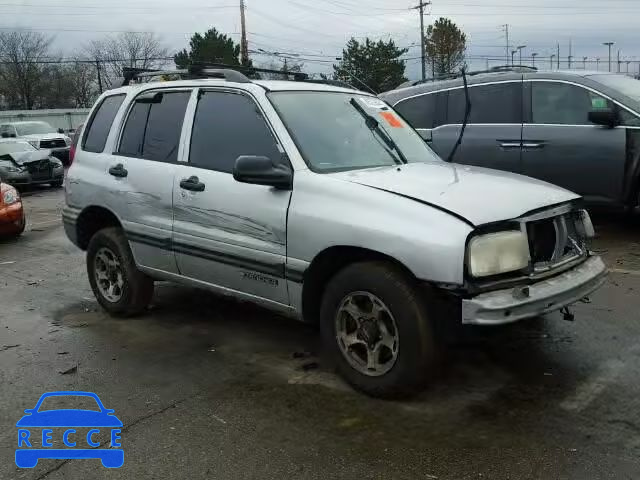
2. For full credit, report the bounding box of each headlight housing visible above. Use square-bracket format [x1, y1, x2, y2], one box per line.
[2, 185, 19, 205]
[0, 162, 21, 173]
[468, 230, 530, 278]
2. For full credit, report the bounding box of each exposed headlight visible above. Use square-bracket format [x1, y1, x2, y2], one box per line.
[28, 140, 39, 148]
[3, 186, 19, 205]
[468, 230, 530, 277]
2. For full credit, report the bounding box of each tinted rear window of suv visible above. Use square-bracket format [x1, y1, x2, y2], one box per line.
[83, 94, 125, 153]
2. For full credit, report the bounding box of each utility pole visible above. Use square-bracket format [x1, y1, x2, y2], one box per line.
[502, 24, 510, 65]
[603, 42, 614, 72]
[95, 60, 103, 94]
[531, 52, 538, 67]
[557, 43, 560, 69]
[583, 56, 588, 69]
[412, 1, 431, 81]
[596, 57, 600, 70]
[239, 0, 249, 65]
[568, 39, 572, 69]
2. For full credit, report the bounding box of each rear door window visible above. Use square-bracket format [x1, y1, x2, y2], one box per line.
[117, 91, 190, 162]
[395, 94, 436, 129]
[448, 82, 522, 124]
[83, 94, 125, 153]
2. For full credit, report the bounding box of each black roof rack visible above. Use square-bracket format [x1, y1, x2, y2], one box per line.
[399, 65, 538, 88]
[120, 63, 359, 90]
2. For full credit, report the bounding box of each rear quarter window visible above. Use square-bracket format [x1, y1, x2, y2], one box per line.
[82, 94, 126, 153]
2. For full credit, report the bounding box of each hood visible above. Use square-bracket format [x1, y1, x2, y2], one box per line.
[21, 133, 67, 141]
[329, 161, 580, 226]
[2, 150, 50, 165]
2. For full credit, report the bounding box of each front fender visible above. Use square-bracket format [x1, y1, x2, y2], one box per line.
[288, 170, 472, 285]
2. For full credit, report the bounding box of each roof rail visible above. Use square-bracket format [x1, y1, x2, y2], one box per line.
[120, 63, 359, 91]
[397, 65, 538, 89]
[121, 65, 251, 86]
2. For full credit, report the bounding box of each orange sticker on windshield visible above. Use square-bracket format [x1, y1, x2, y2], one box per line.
[379, 111, 403, 128]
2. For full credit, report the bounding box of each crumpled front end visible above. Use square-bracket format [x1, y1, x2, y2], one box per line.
[460, 204, 607, 325]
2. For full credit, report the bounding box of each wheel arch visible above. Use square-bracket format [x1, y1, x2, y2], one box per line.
[300, 245, 417, 325]
[75, 205, 123, 250]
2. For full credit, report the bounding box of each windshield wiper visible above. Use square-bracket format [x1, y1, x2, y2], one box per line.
[349, 98, 408, 165]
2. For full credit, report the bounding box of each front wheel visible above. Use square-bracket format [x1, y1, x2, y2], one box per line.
[87, 227, 154, 317]
[320, 261, 440, 398]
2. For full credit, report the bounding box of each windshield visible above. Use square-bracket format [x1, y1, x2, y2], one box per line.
[15, 122, 55, 136]
[268, 92, 441, 172]
[589, 74, 640, 103]
[0, 141, 35, 155]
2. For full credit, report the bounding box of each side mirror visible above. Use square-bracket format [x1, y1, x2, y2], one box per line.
[233, 155, 292, 190]
[57, 128, 64, 134]
[23, 409, 34, 414]
[588, 109, 617, 128]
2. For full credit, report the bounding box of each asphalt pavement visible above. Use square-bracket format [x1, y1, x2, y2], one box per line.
[1, 187, 640, 479]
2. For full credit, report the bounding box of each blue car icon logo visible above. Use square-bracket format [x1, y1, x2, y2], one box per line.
[16, 391, 123, 468]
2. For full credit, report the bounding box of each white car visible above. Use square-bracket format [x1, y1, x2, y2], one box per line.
[0, 121, 71, 165]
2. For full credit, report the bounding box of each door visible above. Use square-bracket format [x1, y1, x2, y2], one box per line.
[522, 80, 626, 204]
[107, 89, 192, 273]
[430, 82, 524, 171]
[173, 89, 291, 305]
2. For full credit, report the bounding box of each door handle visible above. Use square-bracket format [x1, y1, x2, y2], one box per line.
[180, 176, 205, 192]
[499, 142, 522, 149]
[108, 164, 128, 178]
[523, 142, 545, 149]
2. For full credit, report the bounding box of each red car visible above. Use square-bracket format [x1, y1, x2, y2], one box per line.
[0, 182, 25, 237]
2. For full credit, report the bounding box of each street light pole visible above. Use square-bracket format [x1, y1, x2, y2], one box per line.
[511, 50, 517, 66]
[583, 56, 588, 69]
[517, 45, 526, 65]
[550, 54, 555, 69]
[603, 42, 615, 72]
[531, 52, 538, 67]
[596, 58, 600, 71]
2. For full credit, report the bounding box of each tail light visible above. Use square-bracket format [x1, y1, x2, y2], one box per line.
[69, 144, 76, 165]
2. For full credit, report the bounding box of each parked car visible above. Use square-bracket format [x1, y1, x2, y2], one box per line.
[0, 182, 25, 237]
[381, 68, 640, 210]
[0, 139, 64, 188]
[0, 121, 72, 166]
[62, 68, 606, 397]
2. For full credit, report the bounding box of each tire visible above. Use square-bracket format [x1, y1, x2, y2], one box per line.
[86, 227, 154, 317]
[10, 215, 25, 237]
[320, 261, 440, 398]
[51, 180, 63, 188]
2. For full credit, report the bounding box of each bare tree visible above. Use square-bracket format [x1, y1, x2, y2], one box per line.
[0, 31, 53, 109]
[66, 60, 98, 107]
[86, 32, 169, 88]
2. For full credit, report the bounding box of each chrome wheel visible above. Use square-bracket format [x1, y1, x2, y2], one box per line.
[335, 291, 399, 377]
[94, 247, 124, 303]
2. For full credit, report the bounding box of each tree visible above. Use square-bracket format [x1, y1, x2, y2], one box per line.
[333, 38, 407, 93]
[86, 32, 169, 88]
[175, 28, 251, 68]
[0, 31, 52, 109]
[424, 17, 467, 76]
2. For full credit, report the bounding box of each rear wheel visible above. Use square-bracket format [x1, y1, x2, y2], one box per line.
[320, 261, 440, 398]
[87, 227, 154, 317]
[51, 180, 63, 188]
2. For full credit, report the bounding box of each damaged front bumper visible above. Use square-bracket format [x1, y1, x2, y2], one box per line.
[461, 256, 607, 325]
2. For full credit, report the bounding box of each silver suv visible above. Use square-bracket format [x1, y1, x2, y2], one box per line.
[62, 68, 607, 397]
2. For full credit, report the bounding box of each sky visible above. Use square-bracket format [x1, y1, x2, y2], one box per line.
[2, 0, 640, 80]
